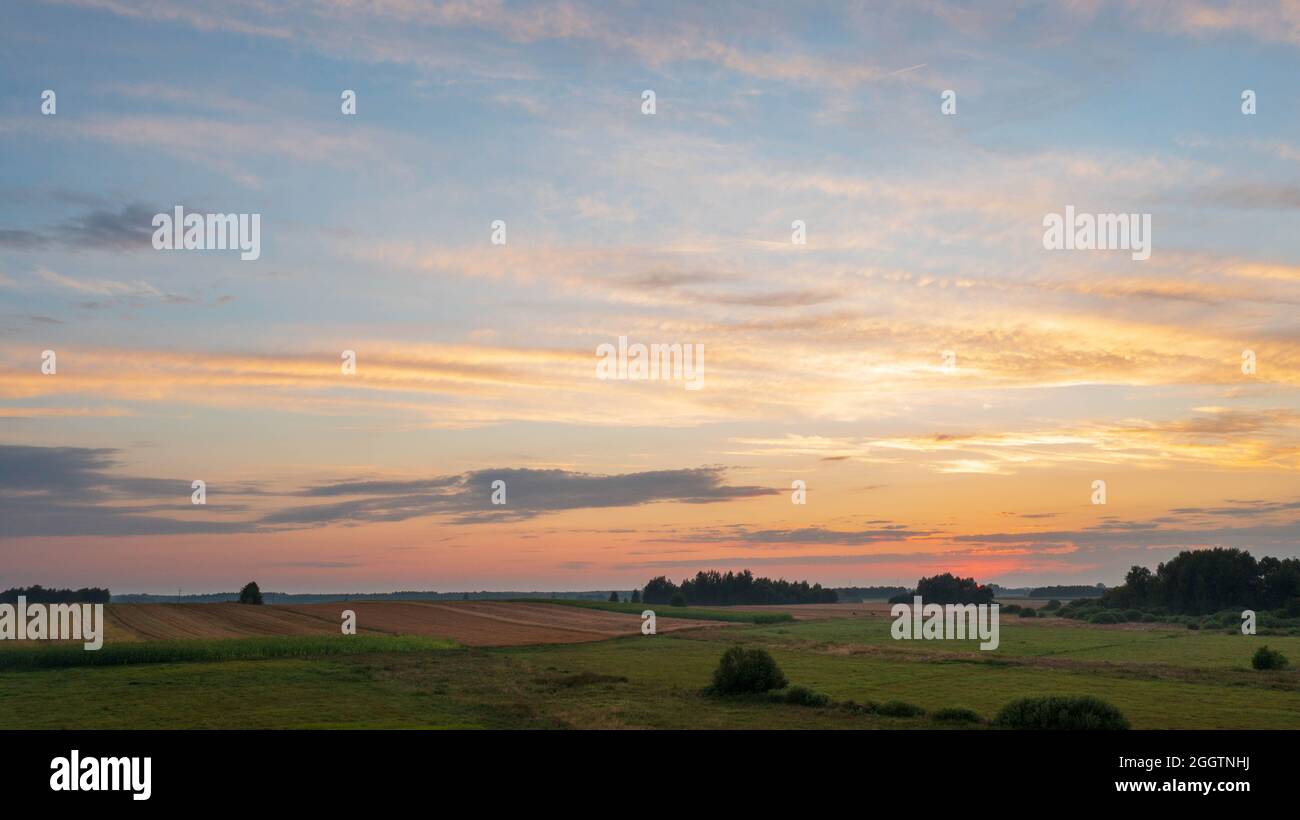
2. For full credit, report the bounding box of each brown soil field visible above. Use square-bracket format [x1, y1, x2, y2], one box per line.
[97, 601, 716, 647]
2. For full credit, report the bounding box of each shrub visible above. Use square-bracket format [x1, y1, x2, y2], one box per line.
[1018, 608, 1037, 618]
[1089, 611, 1123, 625]
[932, 706, 982, 724]
[840, 699, 879, 714]
[1186, 622, 1200, 630]
[1252, 645, 1289, 671]
[877, 700, 925, 718]
[1044, 599, 1062, 611]
[774, 685, 830, 707]
[708, 646, 786, 695]
[237, 581, 263, 605]
[994, 695, 1129, 730]
[1123, 609, 1143, 622]
[1002, 604, 1022, 614]
[1140, 613, 1158, 623]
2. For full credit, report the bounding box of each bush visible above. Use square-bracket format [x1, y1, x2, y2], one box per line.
[1018, 608, 1037, 618]
[608, 591, 620, 603]
[1252, 645, 1289, 671]
[1044, 599, 1062, 611]
[1186, 622, 1200, 630]
[1123, 609, 1143, 622]
[1002, 604, 1022, 614]
[773, 685, 830, 707]
[1140, 613, 1158, 623]
[932, 706, 982, 724]
[708, 646, 786, 695]
[237, 581, 263, 605]
[994, 695, 1129, 730]
[839, 699, 879, 714]
[1089, 611, 1123, 625]
[670, 592, 687, 607]
[877, 700, 925, 718]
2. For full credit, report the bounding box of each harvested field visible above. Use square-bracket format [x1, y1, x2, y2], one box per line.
[94, 601, 717, 647]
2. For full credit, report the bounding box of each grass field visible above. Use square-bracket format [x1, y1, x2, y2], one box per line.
[2, 605, 1298, 729]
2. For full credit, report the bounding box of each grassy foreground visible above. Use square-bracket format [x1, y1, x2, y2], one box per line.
[1, 617, 1297, 729]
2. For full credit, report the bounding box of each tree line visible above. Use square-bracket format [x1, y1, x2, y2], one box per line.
[1103, 548, 1300, 614]
[641, 570, 838, 606]
[888, 573, 995, 605]
[0, 585, 111, 604]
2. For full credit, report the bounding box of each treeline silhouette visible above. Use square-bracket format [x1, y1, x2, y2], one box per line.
[1030, 585, 1105, 598]
[833, 586, 911, 601]
[1, 585, 111, 604]
[1102, 548, 1300, 615]
[888, 573, 995, 605]
[642, 570, 838, 605]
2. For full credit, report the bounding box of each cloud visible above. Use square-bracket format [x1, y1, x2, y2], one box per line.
[0, 446, 266, 537]
[2, 447, 778, 536]
[268, 466, 777, 526]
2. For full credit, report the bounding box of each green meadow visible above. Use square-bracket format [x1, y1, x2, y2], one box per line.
[2, 616, 1297, 729]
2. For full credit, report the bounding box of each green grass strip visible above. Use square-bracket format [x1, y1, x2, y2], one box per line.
[0, 635, 457, 670]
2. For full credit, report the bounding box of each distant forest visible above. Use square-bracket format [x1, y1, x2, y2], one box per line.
[1, 585, 111, 604]
[832, 586, 911, 601]
[642, 570, 838, 605]
[1029, 585, 1106, 598]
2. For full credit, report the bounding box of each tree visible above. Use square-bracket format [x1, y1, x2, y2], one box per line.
[238, 581, 263, 605]
[608, 590, 620, 603]
[708, 646, 787, 695]
[670, 592, 687, 607]
[912, 573, 993, 605]
[630, 589, 641, 604]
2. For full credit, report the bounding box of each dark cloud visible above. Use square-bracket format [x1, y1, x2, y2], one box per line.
[268, 467, 777, 526]
[0, 229, 48, 249]
[61, 203, 160, 250]
[0, 202, 164, 252]
[0, 446, 265, 537]
[1, 447, 777, 536]
[652, 523, 934, 546]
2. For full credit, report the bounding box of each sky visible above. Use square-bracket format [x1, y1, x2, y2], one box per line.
[1, 0, 1298, 594]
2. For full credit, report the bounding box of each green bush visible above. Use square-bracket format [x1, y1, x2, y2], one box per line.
[773, 686, 830, 707]
[932, 706, 982, 723]
[708, 646, 787, 695]
[1002, 604, 1022, 614]
[1018, 608, 1037, 618]
[877, 700, 925, 718]
[238, 581, 263, 605]
[1186, 621, 1201, 630]
[1123, 609, 1143, 622]
[1089, 611, 1123, 625]
[994, 695, 1129, 730]
[1044, 599, 1061, 611]
[839, 699, 879, 714]
[1252, 645, 1289, 670]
